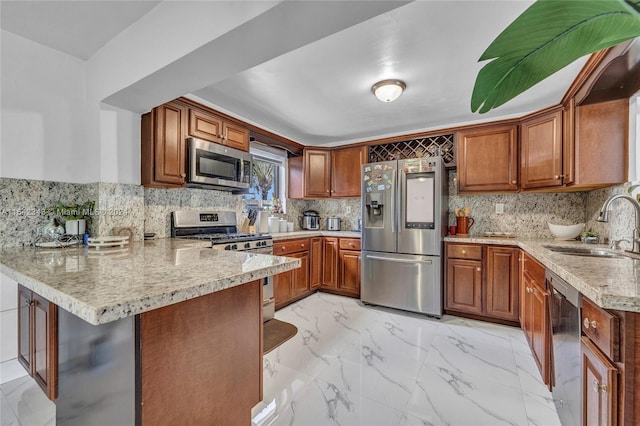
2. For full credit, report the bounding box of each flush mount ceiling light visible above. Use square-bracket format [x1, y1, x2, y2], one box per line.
[371, 79, 406, 102]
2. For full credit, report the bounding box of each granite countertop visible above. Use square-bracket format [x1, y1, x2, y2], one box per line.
[445, 235, 640, 313]
[271, 230, 361, 241]
[0, 238, 301, 325]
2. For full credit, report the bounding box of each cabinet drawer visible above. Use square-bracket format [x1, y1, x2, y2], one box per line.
[446, 244, 482, 260]
[274, 239, 310, 255]
[339, 238, 361, 250]
[522, 252, 545, 284]
[582, 297, 619, 361]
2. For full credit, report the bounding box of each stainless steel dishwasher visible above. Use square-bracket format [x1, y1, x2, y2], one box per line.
[546, 269, 581, 426]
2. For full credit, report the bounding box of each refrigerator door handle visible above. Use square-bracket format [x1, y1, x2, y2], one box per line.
[390, 173, 396, 234]
[365, 255, 433, 265]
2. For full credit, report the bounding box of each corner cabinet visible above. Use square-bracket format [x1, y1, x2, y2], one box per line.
[289, 146, 368, 199]
[17, 284, 58, 400]
[456, 125, 518, 193]
[444, 243, 519, 323]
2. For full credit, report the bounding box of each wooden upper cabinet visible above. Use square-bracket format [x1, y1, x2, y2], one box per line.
[562, 99, 576, 186]
[222, 122, 250, 152]
[304, 149, 332, 198]
[189, 108, 223, 144]
[141, 101, 188, 188]
[331, 146, 367, 197]
[188, 108, 249, 152]
[572, 98, 628, 189]
[520, 108, 564, 190]
[457, 125, 518, 193]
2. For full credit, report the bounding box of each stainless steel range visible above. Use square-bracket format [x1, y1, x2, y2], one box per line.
[171, 210, 275, 321]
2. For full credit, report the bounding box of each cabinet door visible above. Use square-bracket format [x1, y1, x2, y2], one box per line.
[188, 108, 223, 144]
[582, 337, 618, 426]
[445, 258, 483, 315]
[154, 102, 187, 186]
[273, 270, 293, 308]
[456, 125, 518, 193]
[310, 238, 322, 289]
[17, 285, 32, 374]
[531, 280, 552, 389]
[520, 109, 564, 190]
[486, 246, 519, 321]
[339, 250, 361, 296]
[32, 292, 57, 400]
[321, 238, 339, 288]
[331, 146, 367, 197]
[304, 150, 331, 198]
[291, 252, 310, 297]
[222, 122, 250, 152]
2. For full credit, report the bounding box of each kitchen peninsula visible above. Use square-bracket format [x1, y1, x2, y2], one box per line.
[0, 238, 301, 425]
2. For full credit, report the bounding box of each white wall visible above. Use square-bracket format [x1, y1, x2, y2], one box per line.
[0, 272, 27, 384]
[0, 30, 95, 183]
[99, 104, 141, 185]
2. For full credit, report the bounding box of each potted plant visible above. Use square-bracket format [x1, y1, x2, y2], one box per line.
[48, 200, 95, 235]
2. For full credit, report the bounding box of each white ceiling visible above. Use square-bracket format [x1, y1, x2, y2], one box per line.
[0, 0, 589, 146]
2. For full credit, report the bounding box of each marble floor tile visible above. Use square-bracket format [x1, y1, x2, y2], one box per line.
[1, 391, 20, 426]
[1, 375, 55, 426]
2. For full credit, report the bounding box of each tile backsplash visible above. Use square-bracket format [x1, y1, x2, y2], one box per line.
[0, 175, 635, 247]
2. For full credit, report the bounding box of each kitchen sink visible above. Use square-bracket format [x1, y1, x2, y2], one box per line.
[543, 245, 631, 259]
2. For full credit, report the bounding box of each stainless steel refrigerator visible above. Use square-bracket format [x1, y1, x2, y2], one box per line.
[361, 156, 448, 317]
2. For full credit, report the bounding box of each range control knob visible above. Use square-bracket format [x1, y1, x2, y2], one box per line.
[244, 243, 251, 249]
[224, 245, 231, 251]
[231, 244, 238, 250]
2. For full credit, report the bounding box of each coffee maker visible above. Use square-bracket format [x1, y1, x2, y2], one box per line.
[300, 210, 320, 230]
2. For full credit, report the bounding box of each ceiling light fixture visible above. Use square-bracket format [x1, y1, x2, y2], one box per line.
[371, 79, 406, 102]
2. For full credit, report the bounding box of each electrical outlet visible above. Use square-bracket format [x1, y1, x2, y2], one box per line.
[495, 203, 504, 214]
[346, 206, 351, 215]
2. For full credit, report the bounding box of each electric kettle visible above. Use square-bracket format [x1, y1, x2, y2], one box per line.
[300, 210, 320, 230]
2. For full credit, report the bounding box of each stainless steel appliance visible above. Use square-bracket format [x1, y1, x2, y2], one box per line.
[171, 210, 275, 321]
[186, 137, 252, 192]
[301, 210, 320, 230]
[327, 216, 341, 231]
[361, 157, 448, 317]
[547, 269, 582, 426]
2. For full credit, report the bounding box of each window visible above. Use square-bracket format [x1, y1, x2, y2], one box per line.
[244, 142, 287, 212]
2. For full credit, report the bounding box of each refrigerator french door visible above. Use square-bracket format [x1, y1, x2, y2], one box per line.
[361, 157, 448, 317]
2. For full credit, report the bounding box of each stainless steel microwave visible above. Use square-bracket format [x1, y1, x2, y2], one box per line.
[186, 137, 252, 192]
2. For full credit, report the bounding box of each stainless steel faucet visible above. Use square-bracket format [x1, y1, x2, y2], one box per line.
[597, 194, 640, 254]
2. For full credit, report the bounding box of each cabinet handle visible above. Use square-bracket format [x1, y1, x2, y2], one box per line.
[462, 249, 466, 255]
[180, 173, 186, 178]
[281, 247, 285, 251]
[554, 175, 565, 180]
[300, 244, 305, 248]
[592, 379, 607, 393]
[511, 180, 517, 184]
[476, 267, 481, 272]
[326, 190, 330, 193]
[24, 300, 34, 307]
[583, 317, 598, 329]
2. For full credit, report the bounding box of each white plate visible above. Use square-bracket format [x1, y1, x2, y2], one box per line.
[87, 236, 129, 243]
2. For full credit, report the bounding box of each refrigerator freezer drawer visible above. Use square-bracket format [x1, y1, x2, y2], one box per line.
[361, 251, 442, 317]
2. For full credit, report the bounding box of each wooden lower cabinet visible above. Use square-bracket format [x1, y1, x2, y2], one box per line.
[338, 250, 361, 296]
[310, 237, 322, 289]
[521, 252, 552, 389]
[582, 336, 618, 426]
[444, 243, 518, 323]
[17, 284, 57, 400]
[273, 238, 312, 309]
[321, 237, 339, 288]
[446, 258, 483, 315]
[291, 252, 310, 297]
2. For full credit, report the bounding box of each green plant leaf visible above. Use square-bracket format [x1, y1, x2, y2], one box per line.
[471, 0, 640, 113]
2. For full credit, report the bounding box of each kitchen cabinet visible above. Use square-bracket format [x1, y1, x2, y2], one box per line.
[310, 237, 322, 289]
[339, 250, 361, 296]
[141, 101, 188, 188]
[520, 108, 564, 190]
[273, 238, 311, 309]
[456, 124, 518, 193]
[17, 284, 57, 400]
[444, 243, 519, 323]
[188, 107, 249, 152]
[485, 246, 519, 321]
[520, 252, 552, 389]
[331, 146, 368, 197]
[582, 337, 618, 426]
[289, 146, 368, 199]
[321, 237, 339, 289]
[142, 99, 251, 189]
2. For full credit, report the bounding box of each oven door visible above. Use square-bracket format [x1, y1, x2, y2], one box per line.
[187, 137, 251, 191]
